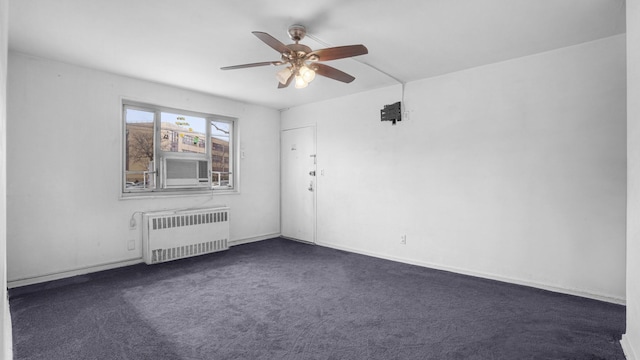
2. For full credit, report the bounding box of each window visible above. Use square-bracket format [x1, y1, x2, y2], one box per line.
[123, 101, 236, 195]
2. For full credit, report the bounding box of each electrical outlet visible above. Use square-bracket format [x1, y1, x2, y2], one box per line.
[400, 235, 407, 245]
[127, 240, 135, 251]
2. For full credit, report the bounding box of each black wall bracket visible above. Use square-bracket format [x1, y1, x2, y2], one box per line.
[381, 101, 402, 125]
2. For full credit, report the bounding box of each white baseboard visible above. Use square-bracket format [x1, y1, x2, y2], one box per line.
[8, 258, 144, 289]
[8, 233, 281, 289]
[317, 241, 626, 305]
[280, 235, 314, 245]
[622, 334, 638, 360]
[229, 232, 280, 246]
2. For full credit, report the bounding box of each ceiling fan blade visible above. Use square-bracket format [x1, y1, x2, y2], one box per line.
[220, 61, 283, 70]
[252, 31, 292, 55]
[306, 44, 368, 62]
[313, 63, 355, 83]
[278, 73, 294, 89]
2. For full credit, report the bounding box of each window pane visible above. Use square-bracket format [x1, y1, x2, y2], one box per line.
[161, 112, 206, 155]
[211, 120, 231, 187]
[122, 101, 236, 195]
[125, 109, 154, 189]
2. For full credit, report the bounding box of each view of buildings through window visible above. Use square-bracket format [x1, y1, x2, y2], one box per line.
[124, 105, 232, 192]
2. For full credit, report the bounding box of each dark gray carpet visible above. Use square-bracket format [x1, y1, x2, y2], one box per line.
[10, 237, 626, 359]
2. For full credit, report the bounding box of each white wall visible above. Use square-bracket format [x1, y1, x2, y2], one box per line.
[624, 0, 640, 357]
[282, 35, 627, 302]
[6, 53, 281, 285]
[0, 0, 12, 357]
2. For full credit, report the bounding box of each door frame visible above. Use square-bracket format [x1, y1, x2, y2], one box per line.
[280, 125, 317, 244]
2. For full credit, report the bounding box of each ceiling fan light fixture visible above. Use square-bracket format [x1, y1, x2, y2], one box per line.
[294, 75, 308, 89]
[276, 67, 292, 84]
[299, 65, 316, 83]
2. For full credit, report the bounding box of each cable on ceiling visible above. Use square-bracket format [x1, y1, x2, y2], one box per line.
[306, 32, 407, 119]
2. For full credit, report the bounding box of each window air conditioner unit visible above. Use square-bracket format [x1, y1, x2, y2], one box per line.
[162, 158, 209, 188]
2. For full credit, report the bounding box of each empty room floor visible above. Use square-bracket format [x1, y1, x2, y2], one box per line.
[9, 238, 626, 359]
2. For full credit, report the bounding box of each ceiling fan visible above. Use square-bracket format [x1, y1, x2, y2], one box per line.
[221, 24, 368, 89]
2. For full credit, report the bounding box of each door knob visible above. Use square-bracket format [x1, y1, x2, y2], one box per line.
[308, 181, 314, 192]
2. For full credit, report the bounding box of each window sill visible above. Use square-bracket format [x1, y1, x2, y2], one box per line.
[119, 188, 238, 200]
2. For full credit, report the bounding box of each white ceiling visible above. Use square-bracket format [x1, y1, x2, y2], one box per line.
[8, 0, 626, 110]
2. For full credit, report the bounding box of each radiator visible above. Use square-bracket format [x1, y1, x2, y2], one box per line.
[142, 207, 230, 264]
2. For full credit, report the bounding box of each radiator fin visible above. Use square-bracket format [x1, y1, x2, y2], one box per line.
[151, 210, 228, 230]
[150, 238, 228, 264]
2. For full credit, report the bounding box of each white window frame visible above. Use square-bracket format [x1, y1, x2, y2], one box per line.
[122, 100, 237, 197]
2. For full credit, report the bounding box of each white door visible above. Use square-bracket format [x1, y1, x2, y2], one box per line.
[281, 126, 316, 243]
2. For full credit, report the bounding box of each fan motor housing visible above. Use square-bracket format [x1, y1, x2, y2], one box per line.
[286, 43, 312, 59]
